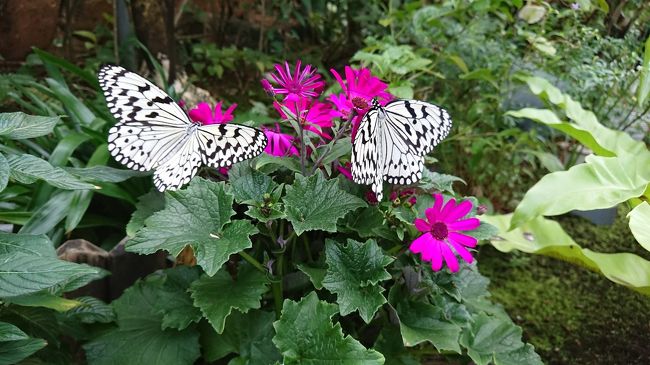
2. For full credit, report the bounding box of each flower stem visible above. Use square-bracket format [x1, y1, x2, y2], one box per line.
[272, 252, 284, 318]
[387, 244, 403, 255]
[239, 251, 266, 274]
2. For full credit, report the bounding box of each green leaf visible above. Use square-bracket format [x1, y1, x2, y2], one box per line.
[494, 344, 544, 365]
[127, 178, 258, 275]
[395, 299, 462, 353]
[6, 291, 82, 312]
[296, 264, 326, 290]
[638, 35, 650, 108]
[272, 292, 384, 364]
[0, 322, 29, 341]
[0, 337, 47, 365]
[126, 190, 164, 237]
[484, 214, 650, 295]
[0, 153, 8, 193]
[517, 3, 546, 23]
[0, 252, 104, 298]
[229, 162, 278, 204]
[628, 202, 650, 251]
[344, 206, 397, 240]
[7, 154, 97, 190]
[465, 222, 499, 241]
[322, 239, 393, 323]
[19, 191, 74, 234]
[0, 112, 60, 139]
[83, 278, 200, 365]
[418, 170, 465, 193]
[152, 267, 202, 331]
[254, 155, 302, 174]
[190, 264, 268, 334]
[283, 172, 366, 235]
[200, 310, 281, 363]
[510, 154, 650, 227]
[0, 232, 55, 257]
[63, 296, 115, 324]
[373, 326, 419, 365]
[45, 78, 95, 125]
[65, 166, 149, 183]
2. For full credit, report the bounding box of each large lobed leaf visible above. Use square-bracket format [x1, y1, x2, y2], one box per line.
[127, 178, 258, 276]
[628, 202, 650, 251]
[322, 239, 393, 323]
[283, 172, 366, 235]
[272, 292, 384, 364]
[228, 162, 278, 204]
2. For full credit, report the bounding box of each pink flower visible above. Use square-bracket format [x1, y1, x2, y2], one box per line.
[188, 102, 237, 125]
[365, 191, 379, 205]
[263, 124, 299, 157]
[274, 98, 335, 139]
[410, 194, 480, 273]
[328, 66, 392, 120]
[337, 162, 353, 180]
[264, 60, 325, 100]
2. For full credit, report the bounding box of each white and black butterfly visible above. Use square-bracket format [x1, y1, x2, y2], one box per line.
[352, 98, 452, 201]
[98, 65, 267, 192]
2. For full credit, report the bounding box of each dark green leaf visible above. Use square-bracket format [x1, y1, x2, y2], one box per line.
[152, 267, 202, 331]
[418, 170, 465, 193]
[460, 312, 533, 365]
[395, 298, 462, 353]
[190, 265, 268, 333]
[229, 162, 278, 204]
[322, 239, 393, 323]
[63, 296, 115, 324]
[272, 292, 384, 364]
[344, 206, 397, 240]
[19, 191, 74, 234]
[0, 232, 55, 257]
[296, 264, 325, 290]
[65, 166, 149, 183]
[0, 322, 29, 341]
[283, 172, 366, 235]
[8, 154, 97, 190]
[126, 190, 164, 237]
[0, 153, 8, 193]
[0, 338, 47, 365]
[373, 326, 419, 365]
[0, 112, 60, 139]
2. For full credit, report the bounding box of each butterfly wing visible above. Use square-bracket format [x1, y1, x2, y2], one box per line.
[196, 123, 267, 168]
[352, 109, 380, 185]
[99, 64, 191, 172]
[153, 134, 203, 192]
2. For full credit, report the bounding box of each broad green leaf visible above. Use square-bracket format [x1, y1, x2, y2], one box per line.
[510, 154, 650, 227]
[126, 190, 164, 237]
[0, 112, 60, 139]
[63, 296, 115, 324]
[517, 75, 648, 157]
[229, 162, 278, 204]
[127, 178, 258, 275]
[0, 322, 29, 341]
[200, 310, 281, 363]
[344, 206, 397, 240]
[0, 153, 8, 193]
[0, 252, 104, 298]
[485, 214, 650, 295]
[7, 154, 97, 190]
[322, 239, 393, 323]
[152, 267, 202, 331]
[272, 292, 384, 364]
[638, 35, 650, 107]
[517, 3, 545, 23]
[283, 172, 366, 235]
[395, 299, 462, 353]
[0, 232, 55, 257]
[190, 265, 268, 334]
[628, 202, 650, 251]
[494, 344, 544, 365]
[254, 155, 302, 174]
[418, 170, 465, 193]
[84, 278, 200, 365]
[373, 326, 419, 365]
[0, 338, 47, 365]
[296, 264, 326, 290]
[465, 222, 499, 241]
[65, 166, 148, 183]
[6, 291, 82, 312]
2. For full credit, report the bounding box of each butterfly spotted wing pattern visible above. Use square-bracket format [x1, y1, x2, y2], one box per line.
[98, 65, 267, 191]
[352, 99, 452, 201]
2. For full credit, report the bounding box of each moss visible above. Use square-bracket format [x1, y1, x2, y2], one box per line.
[479, 206, 650, 365]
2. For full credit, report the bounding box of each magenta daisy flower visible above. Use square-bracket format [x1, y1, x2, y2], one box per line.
[263, 124, 299, 157]
[328, 66, 392, 119]
[274, 98, 335, 139]
[264, 60, 325, 100]
[337, 162, 353, 180]
[410, 194, 480, 273]
[188, 101, 237, 125]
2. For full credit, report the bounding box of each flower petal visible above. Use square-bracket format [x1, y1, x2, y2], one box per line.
[440, 198, 457, 218]
[439, 243, 459, 272]
[426, 194, 444, 222]
[447, 218, 480, 231]
[409, 233, 433, 254]
[429, 242, 443, 271]
[447, 237, 474, 264]
[414, 218, 430, 232]
[448, 232, 478, 248]
[443, 200, 473, 222]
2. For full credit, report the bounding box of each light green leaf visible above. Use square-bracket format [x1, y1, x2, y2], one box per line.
[638, 35, 650, 108]
[6, 291, 82, 312]
[200, 310, 281, 363]
[127, 178, 257, 276]
[0, 112, 60, 139]
[83, 278, 200, 365]
[322, 239, 393, 323]
[0, 153, 8, 193]
[7, 154, 97, 190]
[229, 162, 278, 204]
[494, 344, 544, 365]
[485, 214, 650, 295]
[0, 232, 55, 257]
[152, 267, 202, 331]
[511, 154, 650, 227]
[190, 264, 268, 334]
[395, 299, 461, 353]
[628, 202, 650, 251]
[517, 3, 546, 23]
[272, 292, 384, 364]
[466, 222, 499, 241]
[65, 166, 148, 183]
[283, 172, 366, 235]
[126, 190, 164, 237]
[0, 337, 47, 365]
[0, 252, 104, 298]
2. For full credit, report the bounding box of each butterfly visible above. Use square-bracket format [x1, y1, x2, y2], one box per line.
[98, 65, 267, 192]
[351, 98, 452, 201]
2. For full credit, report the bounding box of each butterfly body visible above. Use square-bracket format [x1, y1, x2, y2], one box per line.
[99, 65, 267, 192]
[351, 99, 452, 201]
